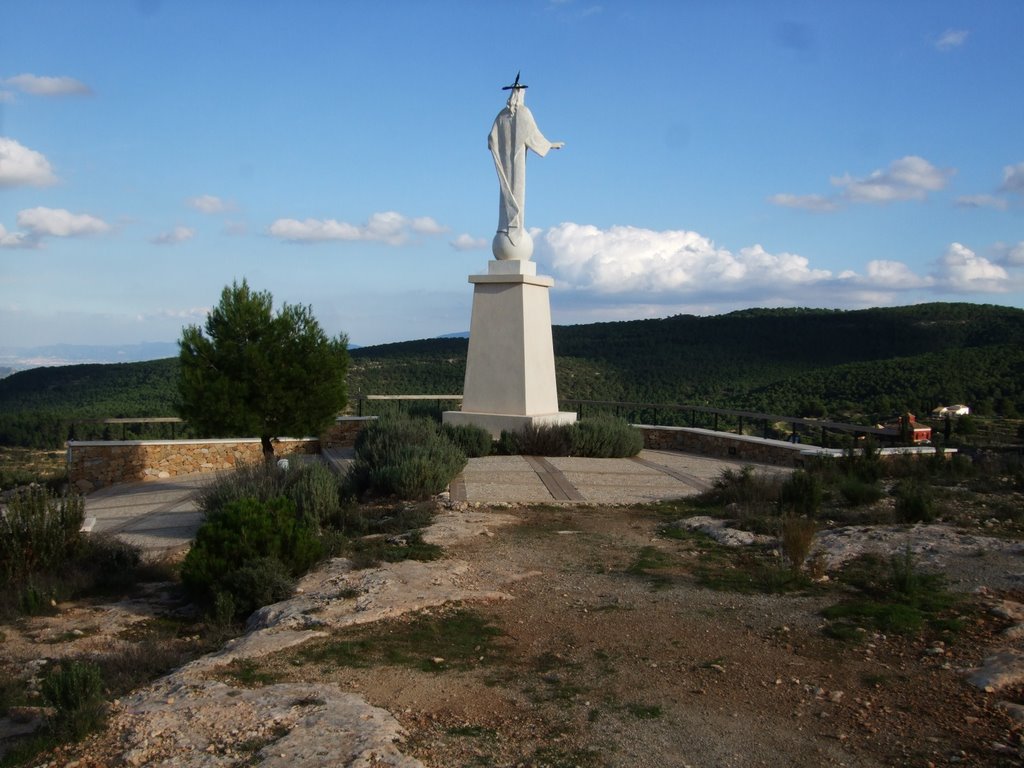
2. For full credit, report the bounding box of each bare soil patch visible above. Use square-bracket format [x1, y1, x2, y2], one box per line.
[5, 502, 1024, 767]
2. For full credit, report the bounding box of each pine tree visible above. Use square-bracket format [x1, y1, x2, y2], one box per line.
[177, 280, 348, 458]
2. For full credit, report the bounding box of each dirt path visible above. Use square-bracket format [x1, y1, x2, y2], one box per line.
[7, 503, 1023, 767]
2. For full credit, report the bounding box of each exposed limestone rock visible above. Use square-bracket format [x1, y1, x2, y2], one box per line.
[117, 681, 422, 768]
[89, 506, 526, 767]
[673, 516, 774, 547]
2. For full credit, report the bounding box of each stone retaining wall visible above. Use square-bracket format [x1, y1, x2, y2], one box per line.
[67, 438, 320, 493]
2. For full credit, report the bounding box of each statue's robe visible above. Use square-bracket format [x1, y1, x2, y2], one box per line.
[488, 103, 555, 241]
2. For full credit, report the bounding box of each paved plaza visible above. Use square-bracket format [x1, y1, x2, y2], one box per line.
[83, 450, 789, 554]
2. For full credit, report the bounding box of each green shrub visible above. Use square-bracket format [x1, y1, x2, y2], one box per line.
[18, 584, 56, 616]
[196, 461, 288, 517]
[181, 496, 322, 618]
[219, 556, 296, 617]
[838, 476, 884, 506]
[496, 423, 574, 456]
[347, 530, 443, 569]
[841, 440, 882, 483]
[0, 486, 84, 588]
[779, 470, 821, 517]
[286, 460, 342, 527]
[441, 423, 493, 458]
[350, 416, 467, 500]
[41, 659, 106, 740]
[495, 429, 522, 455]
[365, 455, 463, 500]
[73, 534, 142, 594]
[823, 549, 956, 639]
[708, 466, 783, 517]
[894, 480, 935, 523]
[570, 417, 643, 458]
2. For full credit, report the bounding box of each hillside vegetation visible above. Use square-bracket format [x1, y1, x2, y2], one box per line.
[2, 303, 1023, 448]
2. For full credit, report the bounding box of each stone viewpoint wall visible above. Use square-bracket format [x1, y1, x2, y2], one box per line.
[636, 425, 816, 467]
[67, 438, 320, 493]
[67, 417, 378, 492]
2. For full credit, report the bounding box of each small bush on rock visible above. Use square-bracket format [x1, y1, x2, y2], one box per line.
[181, 496, 322, 619]
[894, 480, 936, 523]
[780, 515, 817, 573]
[838, 476, 883, 507]
[708, 466, 784, 518]
[220, 556, 296, 618]
[780, 470, 822, 517]
[0, 486, 84, 587]
[42, 659, 106, 740]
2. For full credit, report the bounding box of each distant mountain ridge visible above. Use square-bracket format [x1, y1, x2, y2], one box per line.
[0, 342, 180, 373]
[2, 303, 1023, 448]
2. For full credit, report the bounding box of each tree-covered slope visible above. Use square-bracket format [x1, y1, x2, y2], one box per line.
[0, 359, 182, 447]
[3, 303, 1023, 447]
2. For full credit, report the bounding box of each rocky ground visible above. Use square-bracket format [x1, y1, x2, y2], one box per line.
[4, 498, 1024, 767]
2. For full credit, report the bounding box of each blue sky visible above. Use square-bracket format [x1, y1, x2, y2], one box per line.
[2, 0, 1022, 351]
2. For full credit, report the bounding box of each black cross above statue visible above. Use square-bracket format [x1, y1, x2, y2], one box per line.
[502, 71, 528, 90]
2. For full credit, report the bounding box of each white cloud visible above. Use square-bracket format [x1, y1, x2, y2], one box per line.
[269, 218, 361, 243]
[268, 211, 447, 245]
[186, 194, 235, 214]
[16, 207, 110, 238]
[0, 223, 32, 249]
[831, 156, 953, 203]
[141, 307, 210, 321]
[150, 226, 195, 245]
[997, 241, 1024, 266]
[999, 162, 1024, 195]
[536, 222, 830, 296]
[932, 242, 1009, 292]
[859, 260, 932, 289]
[4, 73, 92, 96]
[0, 136, 59, 187]
[935, 29, 969, 51]
[772, 156, 953, 212]
[954, 194, 1008, 211]
[410, 216, 447, 235]
[767, 193, 839, 212]
[450, 234, 489, 251]
[531, 222, 1024, 316]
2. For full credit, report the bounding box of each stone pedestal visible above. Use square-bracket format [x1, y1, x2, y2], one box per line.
[443, 260, 576, 439]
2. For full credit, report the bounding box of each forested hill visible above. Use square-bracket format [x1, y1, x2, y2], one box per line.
[349, 303, 1024, 417]
[2, 303, 1023, 447]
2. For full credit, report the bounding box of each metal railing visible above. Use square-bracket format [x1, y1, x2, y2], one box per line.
[351, 394, 894, 448]
[562, 399, 893, 448]
[352, 394, 462, 417]
[71, 417, 185, 440]
[70, 396, 909, 449]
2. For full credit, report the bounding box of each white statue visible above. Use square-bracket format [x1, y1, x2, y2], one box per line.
[488, 73, 563, 260]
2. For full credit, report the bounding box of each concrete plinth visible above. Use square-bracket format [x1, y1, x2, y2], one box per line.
[444, 260, 576, 439]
